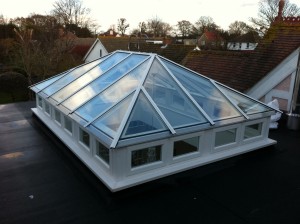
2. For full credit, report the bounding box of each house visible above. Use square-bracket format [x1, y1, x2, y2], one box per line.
[30, 50, 278, 192]
[99, 28, 120, 37]
[182, 14, 300, 113]
[83, 36, 194, 64]
[198, 31, 225, 50]
[227, 31, 260, 51]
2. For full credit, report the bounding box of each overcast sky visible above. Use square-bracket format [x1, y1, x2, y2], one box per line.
[1, 0, 300, 33]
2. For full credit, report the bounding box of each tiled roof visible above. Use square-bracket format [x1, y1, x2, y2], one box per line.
[98, 37, 194, 64]
[229, 31, 260, 43]
[182, 21, 300, 92]
[70, 38, 96, 59]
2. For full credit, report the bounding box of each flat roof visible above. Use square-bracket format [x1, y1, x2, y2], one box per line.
[1, 101, 299, 223]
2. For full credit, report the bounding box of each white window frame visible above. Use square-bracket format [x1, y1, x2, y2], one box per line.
[212, 124, 240, 153]
[79, 127, 90, 151]
[95, 140, 110, 166]
[63, 115, 73, 135]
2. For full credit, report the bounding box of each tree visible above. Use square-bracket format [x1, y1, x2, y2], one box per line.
[194, 16, 218, 36]
[51, 0, 97, 34]
[117, 18, 129, 36]
[250, 0, 300, 34]
[146, 17, 164, 37]
[228, 21, 252, 36]
[176, 20, 194, 39]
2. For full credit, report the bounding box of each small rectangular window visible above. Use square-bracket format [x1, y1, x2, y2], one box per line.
[54, 109, 61, 124]
[131, 146, 161, 168]
[38, 96, 43, 108]
[173, 137, 199, 157]
[96, 141, 110, 164]
[244, 123, 262, 139]
[44, 102, 50, 115]
[64, 116, 72, 134]
[215, 128, 237, 147]
[79, 128, 90, 148]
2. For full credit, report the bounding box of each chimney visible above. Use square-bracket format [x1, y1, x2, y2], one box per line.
[277, 0, 285, 21]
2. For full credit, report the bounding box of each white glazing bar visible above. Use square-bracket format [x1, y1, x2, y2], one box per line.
[210, 79, 250, 119]
[156, 57, 215, 126]
[84, 90, 135, 127]
[141, 86, 176, 134]
[46, 55, 112, 98]
[110, 54, 156, 149]
[56, 52, 133, 105]
[68, 56, 150, 113]
[216, 81, 282, 113]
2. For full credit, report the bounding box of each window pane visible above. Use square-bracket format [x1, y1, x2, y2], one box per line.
[51, 53, 129, 102]
[173, 137, 199, 157]
[244, 123, 262, 139]
[64, 116, 72, 133]
[144, 59, 208, 127]
[122, 92, 167, 138]
[96, 141, 110, 164]
[79, 128, 90, 148]
[163, 58, 241, 121]
[215, 128, 236, 147]
[62, 54, 148, 111]
[44, 102, 50, 114]
[34, 73, 65, 91]
[75, 61, 148, 122]
[92, 94, 133, 138]
[42, 59, 102, 96]
[38, 96, 43, 107]
[54, 109, 61, 124]
[131, 146, 161, 167]
[218, 85, 272, 115]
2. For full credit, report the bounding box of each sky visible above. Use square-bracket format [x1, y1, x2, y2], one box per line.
[1, 0, 300, 33]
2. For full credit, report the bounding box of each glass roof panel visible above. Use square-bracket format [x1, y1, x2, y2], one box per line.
[162, 59, 242, 121]
[42, 58, 103, 96]
[75, 61, 149, 122]
[121, 92, 167, 138]
[62, 54, 148, 111]
[144, 59, 208, 127]
[217, 84, 273, 115]
[51, 53, 128, 102]
[33, 73, 66, 91]
[92, 94, 133, 138]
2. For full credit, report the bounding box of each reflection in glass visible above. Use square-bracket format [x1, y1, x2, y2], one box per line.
[218, 85, 272, 115]
[215, 128, 236, 147]
[244, 123, 262, 139]
[162, 58, 241, 121]
[144, 59, 208, 127]
[122, 92, 167, 138]
[42, 58, 102, 96]
[51, 53, 129, 102]
[75, 61, 148, 121]
[173, 137, 199, 157]
[62, 54, 148, 111]
[92, 94, 133, 138]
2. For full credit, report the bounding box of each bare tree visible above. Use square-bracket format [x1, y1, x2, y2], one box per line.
[176, 20, 194, 39]
[146, 17, 163, 37]
[117, 18, 129, 36]
[250, 0, 300, 34]
[52, 0, 97, 32]
[228, 21, 252, 36]
[194, 16, 218, 36]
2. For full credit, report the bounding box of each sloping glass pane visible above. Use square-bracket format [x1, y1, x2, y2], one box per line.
[34, 73, 66, 91]
[42, 58, 103, 96]
[121, 92, 167, 138]
[92, 94, 133, 138]
[144, 59, 208, 127]
[162, 59, 242, 121]
[62, 54, 148, 111]
[49, 53, 129, 101]
[217, 84, 273, 115]
[75, 61, 148, 121]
